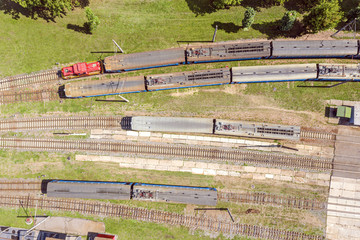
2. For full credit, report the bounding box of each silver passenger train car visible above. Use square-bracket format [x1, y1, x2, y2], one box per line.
[104, 48, 185, 72]
[231, 64, 317, 83]
[214, 119, 301, 141]
[272, 40, 359, 58]
[131, 116, 214, 133]
[128, 116, 301, 141]
[64, 76, 146, 98]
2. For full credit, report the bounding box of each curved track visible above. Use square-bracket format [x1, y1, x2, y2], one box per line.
[0, 138, 332, 170]
[0, 195, 324, 240]
[0, 70, 60, 92]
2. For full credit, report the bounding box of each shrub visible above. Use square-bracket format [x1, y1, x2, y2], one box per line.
[303, 0, 343, 33]
[85, 7, 100, 33]
[242, 7, 255, 30]
[279, 11, 297, 31]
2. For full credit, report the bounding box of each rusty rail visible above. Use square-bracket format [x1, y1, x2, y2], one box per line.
[0, 138, 333, 170]
[219, 192, 326, 210]
[0, 195, 325, 240]
[0, 70, 60, 91]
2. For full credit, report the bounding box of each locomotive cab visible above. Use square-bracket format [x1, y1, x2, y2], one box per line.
[61, 61, 102, 79]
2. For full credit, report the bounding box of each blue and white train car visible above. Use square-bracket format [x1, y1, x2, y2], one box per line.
[132, 183, 218, 206]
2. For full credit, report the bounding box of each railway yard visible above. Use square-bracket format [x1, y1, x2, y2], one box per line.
[1, 3, 360, 238]
[0, 48, 358, 239]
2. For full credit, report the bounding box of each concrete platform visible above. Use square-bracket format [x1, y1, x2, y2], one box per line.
[332, 128, 360, 179]
[34, 217, 105, 236]
[326, 128, 360, 240]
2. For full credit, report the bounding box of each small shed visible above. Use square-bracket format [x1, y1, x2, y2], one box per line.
[336, 106, 352, 118]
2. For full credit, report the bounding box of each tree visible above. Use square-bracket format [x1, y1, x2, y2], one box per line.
[212, 0, 242, 9]
[13, 0, 75, 20]
[242, 7, 255, 30]
[85, 7, 100, 33]
[347, 6, 360, 20]
[279, 11, 297, 31]
[303, 0, 343, 33]
[258, 0, 287, 7]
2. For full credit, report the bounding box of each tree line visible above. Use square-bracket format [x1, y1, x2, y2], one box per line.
[10, 0, 360, 34]
[214, 0, 359, 33]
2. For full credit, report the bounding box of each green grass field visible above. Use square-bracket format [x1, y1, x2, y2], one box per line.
[0, 0, 293, 77]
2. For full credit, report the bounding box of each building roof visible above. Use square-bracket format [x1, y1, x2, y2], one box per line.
[337, 106, 352, 118]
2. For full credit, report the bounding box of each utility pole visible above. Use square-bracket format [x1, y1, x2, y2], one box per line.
[212, 25, 218, 42]
[112, 39, 125, 53]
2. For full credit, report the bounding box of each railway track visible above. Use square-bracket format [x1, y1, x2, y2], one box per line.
[218, 192, 325, 210]
[0, 195, 324, 240]
[0, 117, 122, 131]
[0, 179, 41, 192]
[300, 130, 336, 141]
[0, 89, 60, 105]
[0, 70, 60, 91]
[0, 179, 326, 210]
[0, 138, 332, 170]
[0, 117, 336, 142]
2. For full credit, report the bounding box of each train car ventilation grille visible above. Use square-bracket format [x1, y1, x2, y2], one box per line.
[257, 127, 294, 136]
[96, 188, 122, 194]
[54, 189, 70, 192]
[228, 46, 265, 53]
[188, 72, 224, 81]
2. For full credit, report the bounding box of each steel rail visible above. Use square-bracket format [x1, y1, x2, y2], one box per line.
[300, 130, 336, 141]
[0, 138, 333, 170]
[0, 89, 60, 105]
[0, 70, 60, 92]
[0, 117, 122, 131]
[0, 195, 325, 240]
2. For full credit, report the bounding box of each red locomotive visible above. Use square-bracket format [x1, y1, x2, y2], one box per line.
[61, 61, 102, 79]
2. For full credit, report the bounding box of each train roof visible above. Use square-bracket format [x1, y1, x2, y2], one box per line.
[103, 48, 185, 72]
[134, 183, 217, 191]
[50, 180, 132, 185]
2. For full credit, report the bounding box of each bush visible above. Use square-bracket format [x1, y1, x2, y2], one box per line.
[85, 7, 100, 33]
[242, 7, 255, 30]
[212, 0, 242, 9]
[279, 11, 297, 31]
[303, 0, 343, 33]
